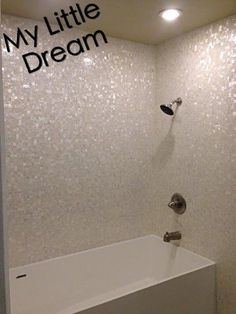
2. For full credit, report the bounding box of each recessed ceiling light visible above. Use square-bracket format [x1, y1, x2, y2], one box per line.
[159, 9, 183, 22]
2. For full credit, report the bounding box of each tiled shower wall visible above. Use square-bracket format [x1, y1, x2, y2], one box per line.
[154, 16, 236, 314]
[2, 16, 158, 266]
[1, 13, 236, 314]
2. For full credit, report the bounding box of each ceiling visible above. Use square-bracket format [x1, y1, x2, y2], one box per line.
[2, 0, 236, 45]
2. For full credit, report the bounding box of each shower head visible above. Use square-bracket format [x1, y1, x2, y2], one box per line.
[160, 104, 174, 115]
[160, 97, 182, 116]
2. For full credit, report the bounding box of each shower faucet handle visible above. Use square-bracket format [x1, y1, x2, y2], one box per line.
[168, 193, 186, 215]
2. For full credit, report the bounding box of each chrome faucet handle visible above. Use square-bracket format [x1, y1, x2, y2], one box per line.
[168, 193, 186, 215]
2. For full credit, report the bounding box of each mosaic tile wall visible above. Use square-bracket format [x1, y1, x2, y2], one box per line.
[1, 13, 236, 314]
[1, 15, 158, 266]
[154, 16, 236, 314]
[0, 43, 9, 314]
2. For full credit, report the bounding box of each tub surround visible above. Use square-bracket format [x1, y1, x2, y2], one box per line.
[154, 15, 236, 314]
[2, 13, 236, 314]
[0, 48, 9, 314]
[2, 15, 157, 266]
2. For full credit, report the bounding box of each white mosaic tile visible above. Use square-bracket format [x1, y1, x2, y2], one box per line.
[154, 15, 236, 314]
[1, 13, 236, 314]
[1, 14, 157, 266]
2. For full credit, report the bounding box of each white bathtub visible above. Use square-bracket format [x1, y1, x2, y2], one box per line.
[10, 235, 216, 314]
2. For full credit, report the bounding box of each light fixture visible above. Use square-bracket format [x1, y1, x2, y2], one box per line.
[159, 9, 182, 22]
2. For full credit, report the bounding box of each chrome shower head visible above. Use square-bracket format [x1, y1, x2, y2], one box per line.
[160, 98, 182, 116]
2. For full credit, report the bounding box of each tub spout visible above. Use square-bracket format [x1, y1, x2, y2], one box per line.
[163, 231, 182, 242]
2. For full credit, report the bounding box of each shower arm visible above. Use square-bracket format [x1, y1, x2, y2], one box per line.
[171, 98, 182, 107]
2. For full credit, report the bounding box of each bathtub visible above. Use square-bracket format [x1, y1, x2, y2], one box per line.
[10, 235, 216, 314]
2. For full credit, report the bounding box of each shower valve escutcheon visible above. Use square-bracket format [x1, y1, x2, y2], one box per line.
[168, 193, 186, 215]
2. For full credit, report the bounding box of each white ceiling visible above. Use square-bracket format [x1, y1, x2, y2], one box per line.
[2, 0, 236, 44]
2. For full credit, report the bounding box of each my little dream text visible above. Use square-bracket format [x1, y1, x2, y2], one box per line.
[3, 2, 108, 74]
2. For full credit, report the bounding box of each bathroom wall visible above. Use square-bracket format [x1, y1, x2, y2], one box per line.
[154, 15, 236, 314]
[2, 15, 158, 267]
[0, 47, 10, 314]
[0, 9, 10, 313]
[2, 13, 236, 314]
